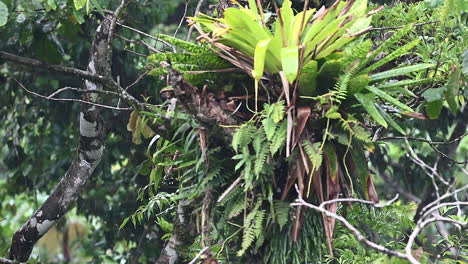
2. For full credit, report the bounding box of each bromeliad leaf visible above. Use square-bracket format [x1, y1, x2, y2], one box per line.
[354, 93, 388, 127]
[366, 86, 413, 113]
[281, 46, 299, 83]
[369, 64, 435, 82]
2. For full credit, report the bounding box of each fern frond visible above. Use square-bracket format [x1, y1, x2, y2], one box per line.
[232, 124, 256, 153]
[263, 117, 277, 141]
[226, 193, 246, 218]
[302, 140, 323, 172]
[254, 147, 268, 177]
[331, 63, 357, 103]
[273, 200, 290, 230]
[342, 39, 373, 65]
[269, 120, 287, 155]
[238, 201, 265, 256]
[341, 119, 372, 143]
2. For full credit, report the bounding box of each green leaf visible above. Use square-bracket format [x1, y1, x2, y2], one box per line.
[263, 117, 276, 141]
[376, 105, 406, 135]
[462, 50, 468, 75]
[425, 100, 444, 119]
[303, 140, 322, 172]
[90, 0, 104, 16]
[362, 39, 421, 74]
[0, 1, 8, 27]
[281, 46, 299, 83]
[74, 0, 87, 10]
[444, 68, 462, 114]
[45, 0, 57, 11]
[271, 102, 285, 123]
[369, 64, 434, 82]
[355, 93, 387, 127]
[422, 87, 447, 102]
[357, 24, 414, 71]
[376, 78, 432, 89]
[366, 86, 413, 113]
[253, 39, 271, 80]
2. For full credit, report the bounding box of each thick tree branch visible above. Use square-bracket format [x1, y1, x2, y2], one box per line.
[7, 13, 115, 262]
[167, 67, 240, 139]
[155, 200, 196, 264]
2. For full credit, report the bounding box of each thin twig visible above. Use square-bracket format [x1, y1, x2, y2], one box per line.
[126, 69, 150, 91]
[188, 247, 209, 264]
[318, 194, 399, 209]
[116, 22, 176, 52]
[174, 0, 190, 37]
[291, 185, 407, 259]
[124, 48, 147, 57]
[380, 134, 468, 165]
[115, 33, 160, 53]
[46, 86, 122, 99]
[186, 0, 206, 41]
[217, 176, 242, 203]
[406, 215, 466, 264]
[369, 20, 440, 31]
[14, 79, 132, 111]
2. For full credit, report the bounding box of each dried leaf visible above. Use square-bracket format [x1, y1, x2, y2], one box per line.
[292, 106, 311, 150]
[366, 174, 379, 203]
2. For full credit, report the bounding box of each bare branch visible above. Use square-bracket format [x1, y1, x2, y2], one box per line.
[380, 134, 468, 165]
[369, 20, 440, 31]
[420, 184, 468, 216]
[188, 247, 209, 264]
[114, 33, 160, 53]
[116, 22, 176, 52]
[317, 194, 399, 209]
[291, 188, 407, 259]
[217, 176, 242, 203]
[14, 79, 132, 111]
[406, 215, 467, 264]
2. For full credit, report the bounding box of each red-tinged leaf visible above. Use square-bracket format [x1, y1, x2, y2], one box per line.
[403, 112, 427, 119]
[367, 174, 379, 203]
[296, 159, 305, 195]
[292, 207, 302, 242]
[299, 143, 310, 174]
[348, 142, 369, 198]
[323, 143, 340, 257]
[312, 167, 324, 203]
[292, 106, 311, 150]
[286, 109, 293, 157]
[199, 128, 207, 161]
[281, 159, 304, 200]
[292, 159, 306, 242]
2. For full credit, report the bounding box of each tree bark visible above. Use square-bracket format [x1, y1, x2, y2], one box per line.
[155, 200, 196, 264]
[7, 16, 113, 262]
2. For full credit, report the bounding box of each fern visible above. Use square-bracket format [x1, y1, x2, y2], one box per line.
[156, 34, 208, 53]
[269, 120, 287, 155]
[232, 124, 256, 153]
[342, 39, 373, 65]
[302, 140, 323, 172]
[331, 66, 355, 103]
[238, 201, 265, 256]
[273, 200, 290, 231]
[263, 117, 277, 141]
[226, 193, 246, 219]
[254, 147, 268, 177]
[341, 118, 372, 143]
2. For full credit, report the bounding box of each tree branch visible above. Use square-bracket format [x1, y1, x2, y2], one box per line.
[291, 187, 407, 259]
[7, 13, 115, 262]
